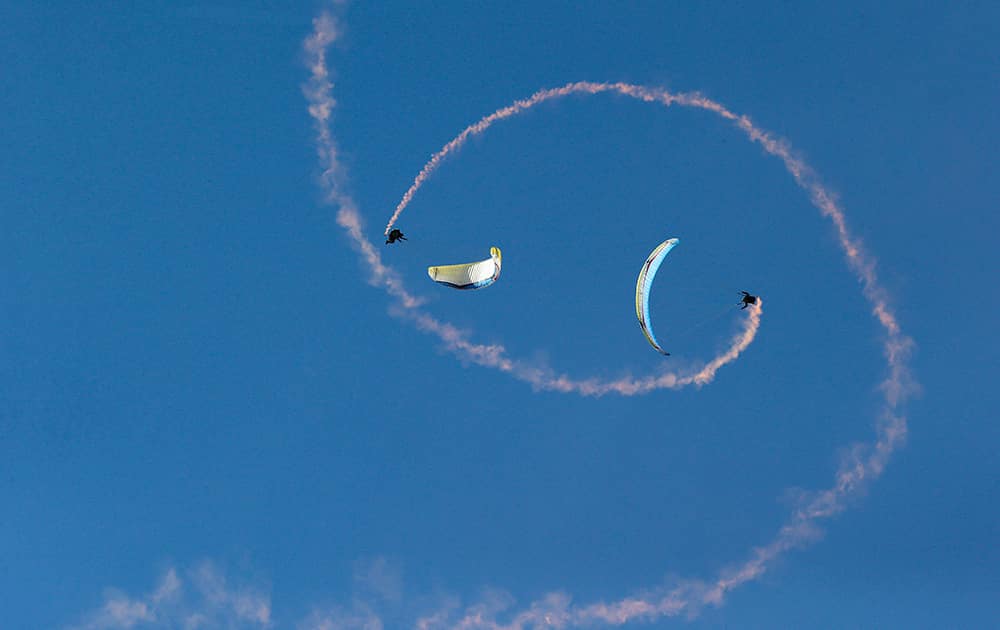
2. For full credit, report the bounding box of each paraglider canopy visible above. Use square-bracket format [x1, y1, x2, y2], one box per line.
[427, 247, 502, 290]
[635, 237, 679, 355]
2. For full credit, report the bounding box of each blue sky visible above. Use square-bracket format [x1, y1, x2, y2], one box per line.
[2, 2, 998, 628]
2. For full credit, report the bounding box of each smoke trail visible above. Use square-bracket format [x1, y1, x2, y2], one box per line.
[304, 10, 914, 629]
[303, 13, 423, 312]
[385, 81, 909, 360]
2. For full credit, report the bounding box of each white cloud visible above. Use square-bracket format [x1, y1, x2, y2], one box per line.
[70, 563, 270, 630]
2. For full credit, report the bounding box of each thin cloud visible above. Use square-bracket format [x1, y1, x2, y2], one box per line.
[70, 563, 270, 630]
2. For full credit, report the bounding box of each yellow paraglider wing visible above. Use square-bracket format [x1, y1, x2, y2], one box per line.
[427, 247, 502, 290]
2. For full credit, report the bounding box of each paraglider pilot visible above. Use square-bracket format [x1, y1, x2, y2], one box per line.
[739, 291, 759, 310]
[386, 228, 407, 244]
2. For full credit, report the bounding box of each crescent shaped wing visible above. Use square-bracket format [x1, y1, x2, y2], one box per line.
[427, 246, 502, 290]
[635, 238, 679, 355]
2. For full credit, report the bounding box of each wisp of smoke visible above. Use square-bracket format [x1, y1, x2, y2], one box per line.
[303, 10, 914, 629]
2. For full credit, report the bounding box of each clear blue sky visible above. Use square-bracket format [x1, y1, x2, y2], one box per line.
[2, 2, 997, 628]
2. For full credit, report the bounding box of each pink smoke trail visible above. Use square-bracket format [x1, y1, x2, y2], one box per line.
[303, 14, 424, 311]
[385, 81, 906, 350]
[305, 11, 914, 629]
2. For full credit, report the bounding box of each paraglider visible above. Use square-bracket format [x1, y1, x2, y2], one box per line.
[739, 291, 758, 310]
[427, 247, 502, 290]
[635, 237, 679, 356]
[386, 228, 407, 244]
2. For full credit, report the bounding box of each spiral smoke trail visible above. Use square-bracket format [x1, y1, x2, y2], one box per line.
[304, 18, 761, 398]
[304, 9, 914, 628]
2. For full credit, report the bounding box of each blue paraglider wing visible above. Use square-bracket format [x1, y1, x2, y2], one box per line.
[635, 238, 679, 355]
